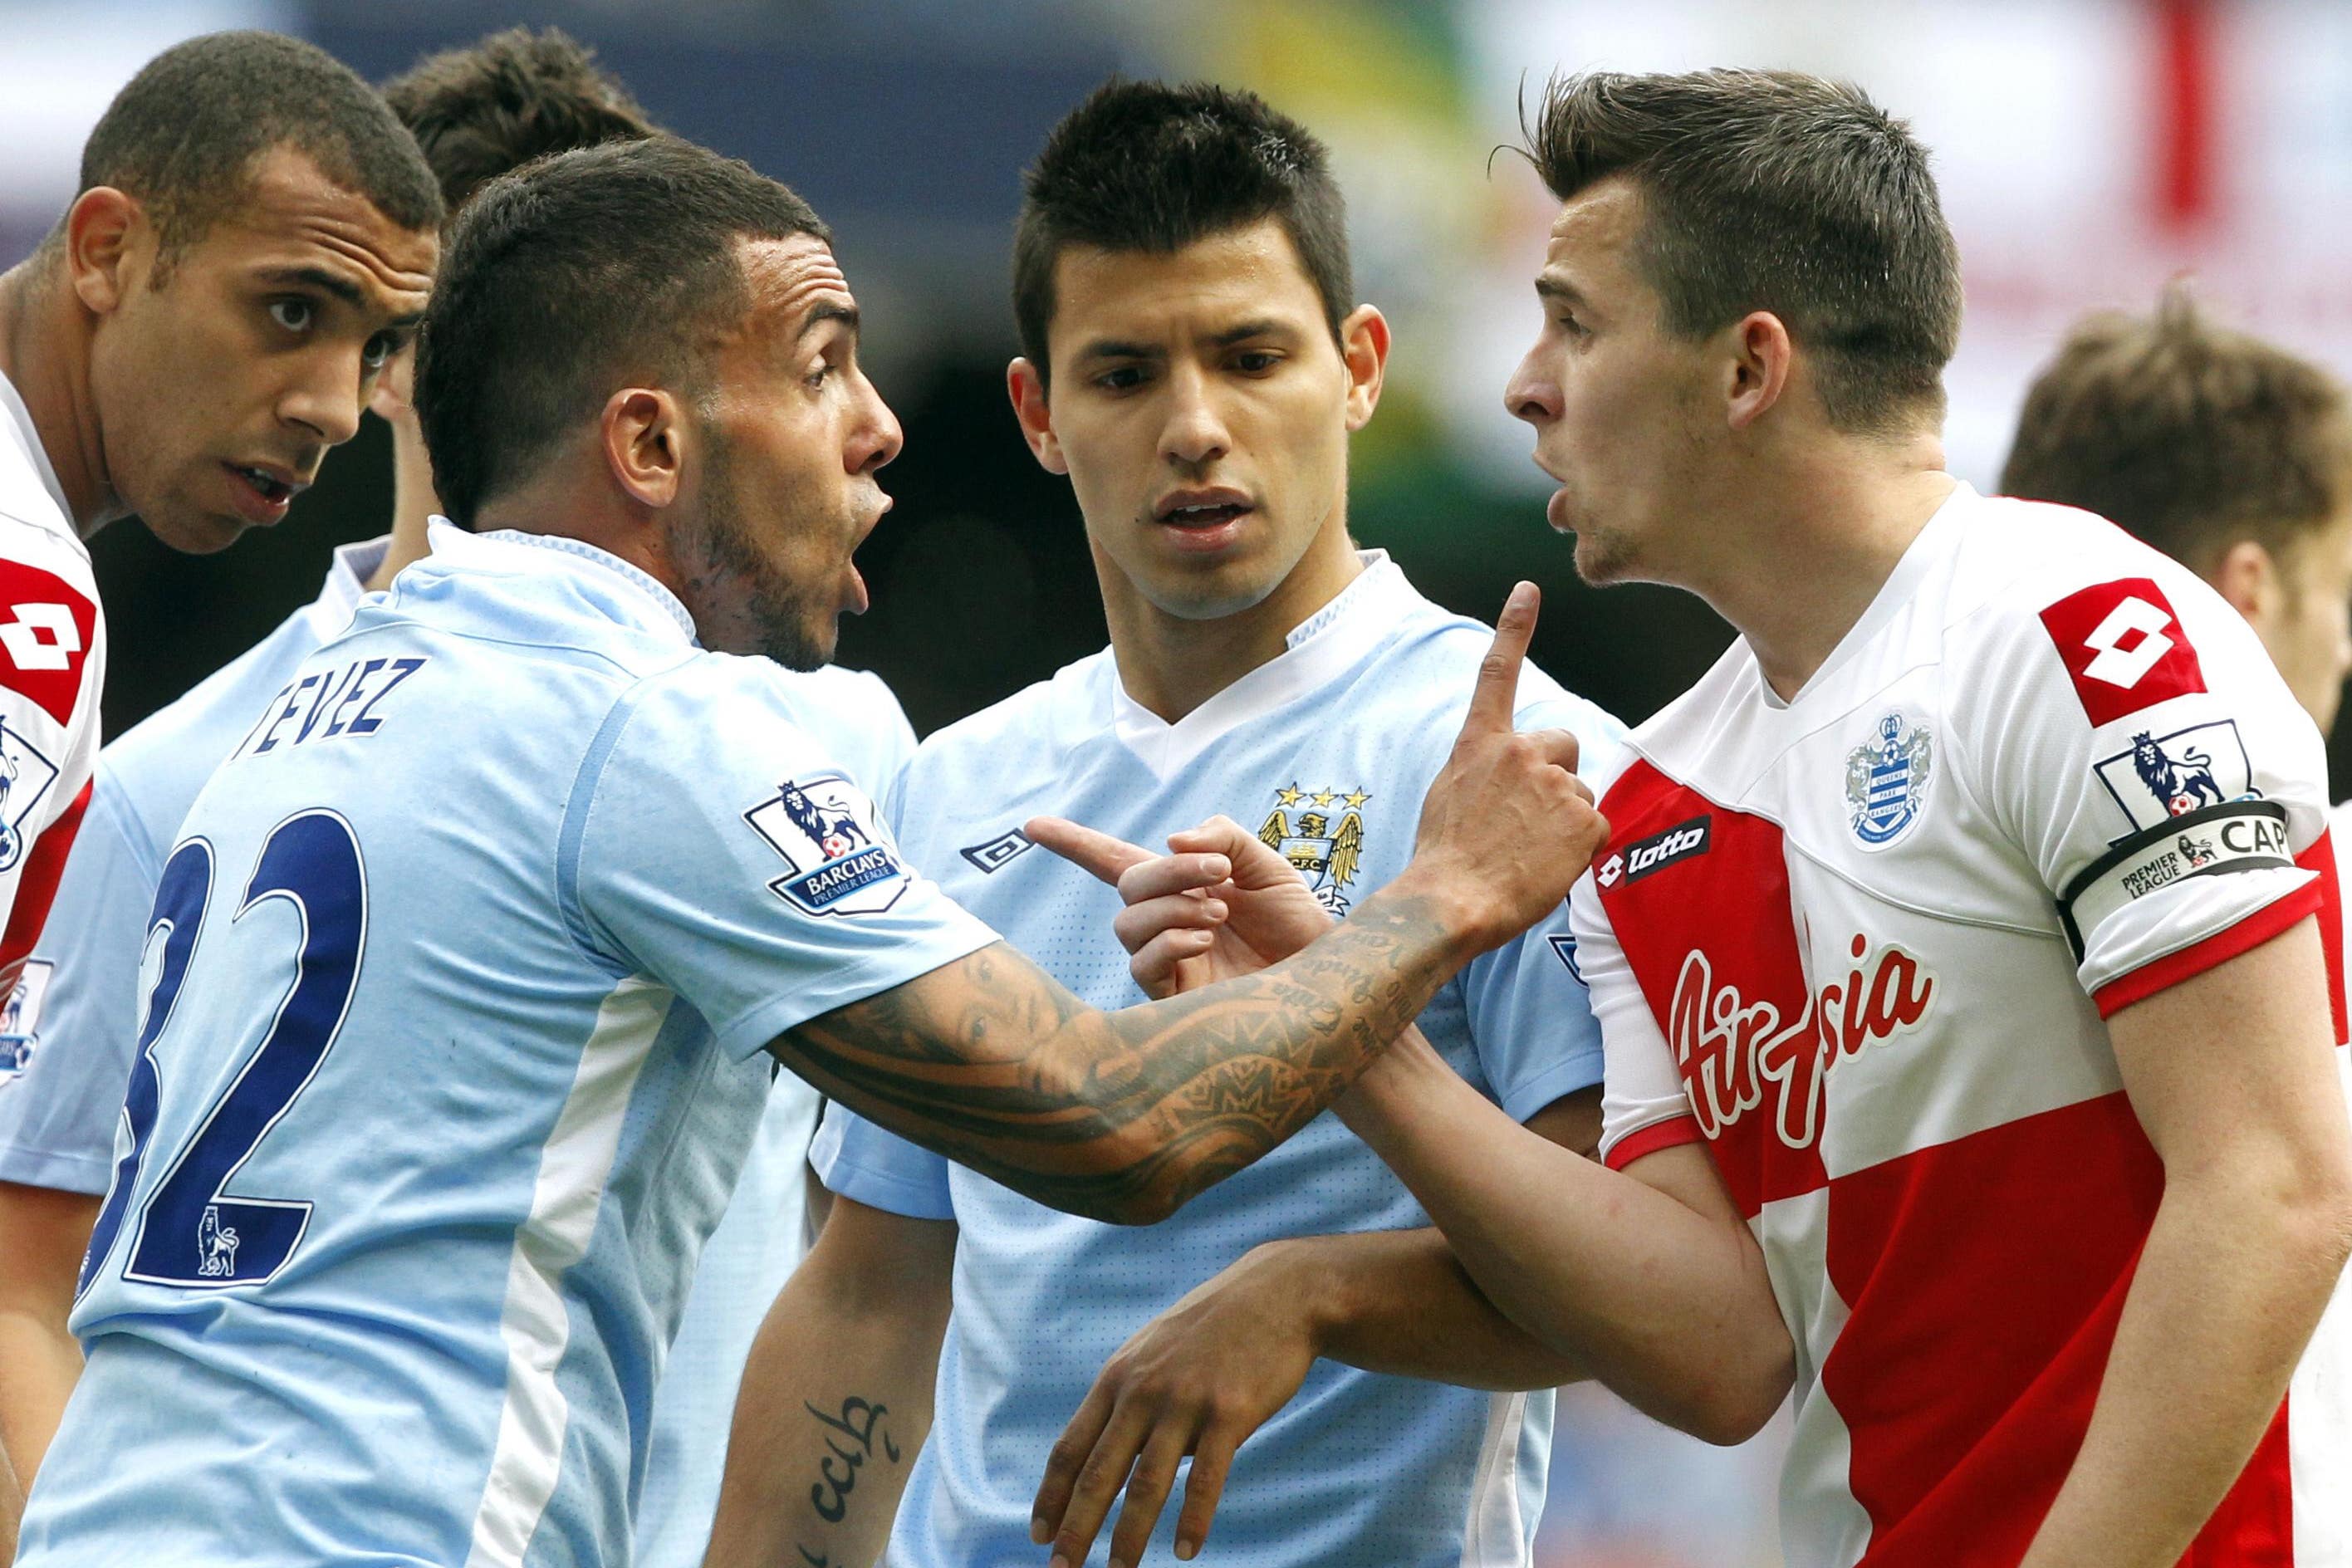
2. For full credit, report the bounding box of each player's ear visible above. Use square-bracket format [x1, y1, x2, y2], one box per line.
[64, 187, 145, 316]
[601, 387, 684, 509]
[1007, 358, 1067, 475]
[2209, 538, 2278, 626]
[1340, 304, 1390, 433]
[1724, 310, 1794, 432]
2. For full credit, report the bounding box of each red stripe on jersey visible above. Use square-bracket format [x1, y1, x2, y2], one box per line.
[1604, 1114, 1703, 1172]
[2296, 831, 2345, 1046]
[0, 561, 98, 726]
[2091, 882, 2324, 1019]
[1819, 1091, 2163, 1565]
[2036, 577, 2207, 728]
[0, 776, 88, 987]
[1595, 758, 1827, 1219]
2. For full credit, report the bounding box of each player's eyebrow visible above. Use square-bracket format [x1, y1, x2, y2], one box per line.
[1535, 275, 1590, 310]
[797, 301, 860, 341]
[1208, 318, 1286, 347]
[1075, 338, 1164, 364]
[257, 265, 426, 328]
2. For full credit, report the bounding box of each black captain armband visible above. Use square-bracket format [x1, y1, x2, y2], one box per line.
[2057, 800, 2295, 961]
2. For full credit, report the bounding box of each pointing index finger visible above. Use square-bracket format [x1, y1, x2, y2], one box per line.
[1025, 816, 1154, 889]
[1462, 581, 1539, 737]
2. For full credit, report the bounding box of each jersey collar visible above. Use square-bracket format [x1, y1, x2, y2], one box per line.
[1105, 549, 1419, 779]
[1766, 479, 1972, 710]
[0, 368, 79, 546]
[305, 534, 393, 641]
[424, 519, 701, 645]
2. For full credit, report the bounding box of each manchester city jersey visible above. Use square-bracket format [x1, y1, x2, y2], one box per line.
[816, 552, 1624, 1568]
[21, 524, 993, 1568]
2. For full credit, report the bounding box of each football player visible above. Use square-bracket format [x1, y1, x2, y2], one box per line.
[16, 135, 1602, 1566]
[0, 28, 439, 1495]
[706, 80, 1622, 1568]
[1042, 69, 2352, 1568]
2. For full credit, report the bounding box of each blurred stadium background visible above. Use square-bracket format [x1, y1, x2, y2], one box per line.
[12, 1, 2352, 1561]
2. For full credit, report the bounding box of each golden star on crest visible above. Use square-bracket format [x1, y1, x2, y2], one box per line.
[1342, 789, 1370, 809]
[1312, 789, 1337, 806]
[1276, 785, 1305, 806]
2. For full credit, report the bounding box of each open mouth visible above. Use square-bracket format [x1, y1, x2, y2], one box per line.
[1159, 501, 1252, 530]
[223, 462, 304, 524]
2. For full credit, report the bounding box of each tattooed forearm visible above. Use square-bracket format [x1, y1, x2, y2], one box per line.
[776, 884, 1467, 1223]
[794, 1394, 904, 1566]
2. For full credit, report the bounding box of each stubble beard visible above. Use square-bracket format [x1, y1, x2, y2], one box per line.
[675, 428, 837, 672]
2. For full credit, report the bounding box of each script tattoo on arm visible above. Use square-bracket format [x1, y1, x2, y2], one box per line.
[794, 1395, 903, 1567]
[774, 888, 1463, 1224]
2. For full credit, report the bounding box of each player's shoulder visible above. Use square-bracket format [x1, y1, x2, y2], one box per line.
[1348, 571, 1629, 752]
[103, 607, 326, 821]
[905, 647, 1115, 789]
[1940, 491, 2281, 705]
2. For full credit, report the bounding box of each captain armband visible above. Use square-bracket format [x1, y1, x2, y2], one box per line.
[2057, 800, 2294, 960]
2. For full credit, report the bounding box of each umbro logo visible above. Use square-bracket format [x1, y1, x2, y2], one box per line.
[960, 830, 1033, 874]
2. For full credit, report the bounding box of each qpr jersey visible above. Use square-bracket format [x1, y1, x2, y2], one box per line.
[0, 370, 105, 1017]
[0, 534, 870, 1568]
[20, 524, 993, 1568]
[1575, 483, 2352, 1566]
[817, 551, 1624, 1568]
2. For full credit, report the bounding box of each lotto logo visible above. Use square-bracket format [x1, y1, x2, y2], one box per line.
[0, 566, 97, 727]
[0, 605, 80, 673]
[2037, 578, 2207, 728]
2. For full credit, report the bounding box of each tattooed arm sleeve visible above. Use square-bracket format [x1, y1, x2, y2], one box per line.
[771, 884, 1471, 1225]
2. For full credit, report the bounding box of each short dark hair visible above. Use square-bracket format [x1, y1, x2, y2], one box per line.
[415, 136, 830, 525]
[1525, 69, 1961, 434]
[75, 30, 442, 268]
[2002, 286, 2352, 573]
[1012, 78, 1352, 383]
[381, 27, 657, 218]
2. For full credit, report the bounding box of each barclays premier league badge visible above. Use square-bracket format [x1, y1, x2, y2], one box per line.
[1845, 713, 1932, 848]
[745, 774, 909, 917]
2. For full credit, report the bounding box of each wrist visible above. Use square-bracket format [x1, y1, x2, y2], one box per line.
[1241, 1236, 1347, 1360]
[1379, 862, 1496, 962]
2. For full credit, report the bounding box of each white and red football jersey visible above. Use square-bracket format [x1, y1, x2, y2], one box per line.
[0, 371, 104, 996]
[1573, 483, 2352, 1566]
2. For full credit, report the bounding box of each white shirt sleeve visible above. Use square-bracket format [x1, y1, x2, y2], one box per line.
[0, 537, 103, 986]
[1960, 559, 2329, 1017]
[1570, 865, 1703, 1169]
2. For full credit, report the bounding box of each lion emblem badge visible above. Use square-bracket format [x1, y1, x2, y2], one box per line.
[1845, 713, 1932, 847]
[1257, 783, 1370, 914]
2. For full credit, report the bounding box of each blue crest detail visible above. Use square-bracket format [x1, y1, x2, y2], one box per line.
[1845, 713, 1933, 847]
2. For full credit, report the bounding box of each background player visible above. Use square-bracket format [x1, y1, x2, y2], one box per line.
[1041, 69, 2352, 1568]
[2001, 286, 2352, 740]
[0, 28, 439, 1493]
[18, 136, 1604, 1566]
[706, 80, 1619, 1568]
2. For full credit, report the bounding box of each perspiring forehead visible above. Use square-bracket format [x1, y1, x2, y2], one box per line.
[730, 234, 859, 355]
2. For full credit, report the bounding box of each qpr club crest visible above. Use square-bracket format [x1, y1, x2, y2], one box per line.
[1257, 782, 1370, 915]
[744, 773, 909, 917]
[1845, 713, 1932, 847]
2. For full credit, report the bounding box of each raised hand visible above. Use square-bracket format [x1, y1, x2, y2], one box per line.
[1406, 582, 1606, 951]
[1025, 816, 1332, 999]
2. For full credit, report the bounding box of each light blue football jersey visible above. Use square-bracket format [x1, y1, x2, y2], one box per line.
[816, 551, 1624, 1568]
[19, 524, 993, 1568]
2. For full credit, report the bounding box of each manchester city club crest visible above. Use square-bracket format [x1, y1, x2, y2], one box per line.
[1845, 713, 1933, 847]
[1257, 783, 1370, 914]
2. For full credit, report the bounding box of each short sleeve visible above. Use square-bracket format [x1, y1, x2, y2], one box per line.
[565, 660, 999, 1060]
[1962, 566, 2329, 1017]
[0, 546, 102, 982]
[0, 767, 147, 1193]
[808, 1101, 955, 1221]
[1458, 690, 1624, 1121]
[1570, 867, 1704, 1170]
